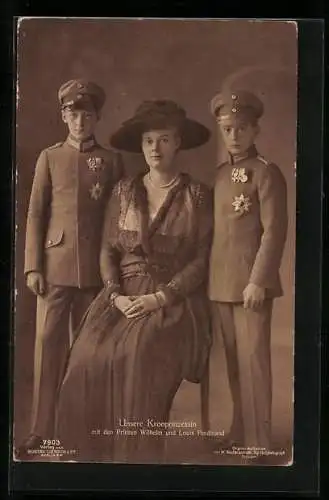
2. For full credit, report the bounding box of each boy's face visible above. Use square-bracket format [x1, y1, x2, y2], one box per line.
[61, 107, 99, 141]
[218, 115, 259, 157]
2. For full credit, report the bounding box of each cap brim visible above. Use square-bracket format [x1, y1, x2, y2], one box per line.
[110, 117, 211, 153]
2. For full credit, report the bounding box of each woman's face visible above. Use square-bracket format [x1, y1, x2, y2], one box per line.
[141, 128, 181, 172]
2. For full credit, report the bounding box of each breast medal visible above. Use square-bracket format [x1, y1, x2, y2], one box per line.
[87, 157, 104, 172]
[232, 193, 252, 214]
[231, 167, 248, 183]
[90, 182, 103, 200]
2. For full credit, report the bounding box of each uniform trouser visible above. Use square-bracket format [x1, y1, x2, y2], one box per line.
[30, 285, 100, 439]
[211, 300, 273, 448]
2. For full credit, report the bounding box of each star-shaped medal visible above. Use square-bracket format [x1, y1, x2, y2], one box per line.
[231, 167, 248, 183]
[87, 157, 104, 172]
[90, 182, 103, 200]
[232, 193, 252, 214]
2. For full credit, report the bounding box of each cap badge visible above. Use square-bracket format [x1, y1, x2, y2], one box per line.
[87, 157, 104, 172]
[90, 182, 103, 200]
[232, 193, 251, 214]
[232, 167, 248, 183]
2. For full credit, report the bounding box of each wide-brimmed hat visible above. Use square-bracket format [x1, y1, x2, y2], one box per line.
[110, 100, 211, 153]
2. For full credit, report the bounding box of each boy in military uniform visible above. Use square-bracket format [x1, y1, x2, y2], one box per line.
[208, 89, 288, 451]
[17, 79, 124, 458]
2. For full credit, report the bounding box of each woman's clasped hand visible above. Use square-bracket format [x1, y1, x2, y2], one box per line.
[114, 293, 163, 318]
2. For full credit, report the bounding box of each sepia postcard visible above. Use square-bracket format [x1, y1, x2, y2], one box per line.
[12, 17, 299, 471]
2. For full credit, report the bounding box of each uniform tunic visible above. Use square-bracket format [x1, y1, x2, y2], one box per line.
[25, 135, 123, 287]
[208, 145, 287, 302]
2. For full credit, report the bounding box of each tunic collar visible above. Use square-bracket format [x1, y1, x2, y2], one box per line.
[227, 144, 258, 165]
[66, 134, 96, 152]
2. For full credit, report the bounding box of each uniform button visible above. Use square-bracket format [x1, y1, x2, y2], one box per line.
[48, 239, 53, 245]
[232, 94, 237, 100]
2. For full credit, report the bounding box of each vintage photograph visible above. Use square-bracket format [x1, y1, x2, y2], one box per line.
[13, 17, 297, 466]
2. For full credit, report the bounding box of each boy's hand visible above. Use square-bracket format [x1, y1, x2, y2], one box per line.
[26, 272, 46, 296]
[243, 283, 265, 310]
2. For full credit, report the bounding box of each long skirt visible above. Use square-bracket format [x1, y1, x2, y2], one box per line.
[55, 273, 199, 463]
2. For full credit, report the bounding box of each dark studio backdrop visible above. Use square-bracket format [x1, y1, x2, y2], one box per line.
[14, 18, 297, 461]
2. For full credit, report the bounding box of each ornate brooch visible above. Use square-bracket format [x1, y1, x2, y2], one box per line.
[232, 194, 252, 214]
[87, 157, 104, 172]
[90, 182, 103, 200]
[231, 167, 248, 183]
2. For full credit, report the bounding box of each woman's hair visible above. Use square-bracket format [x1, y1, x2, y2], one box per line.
[141, 123, 182, 149]
[141, 123, 181, 136]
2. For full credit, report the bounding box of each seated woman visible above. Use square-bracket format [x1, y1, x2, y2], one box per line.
[55, 99, 213, 463]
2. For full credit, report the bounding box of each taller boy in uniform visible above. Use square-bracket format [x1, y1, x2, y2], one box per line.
[17, 79, 124, 458]
[208, 89, 288, 450]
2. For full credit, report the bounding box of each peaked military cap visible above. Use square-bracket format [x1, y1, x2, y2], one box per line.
[210, 89, 264, 122]
[58, 79, 106, 112]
